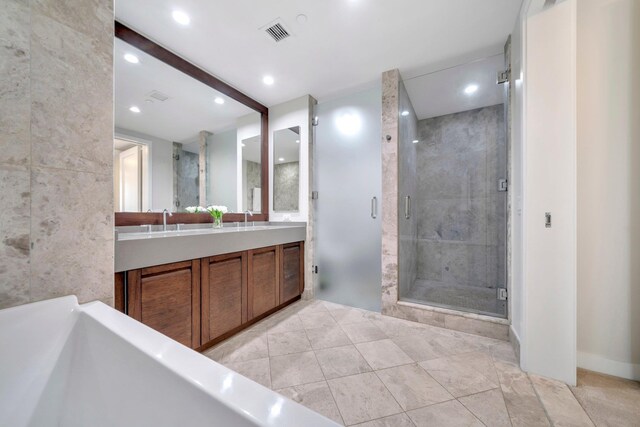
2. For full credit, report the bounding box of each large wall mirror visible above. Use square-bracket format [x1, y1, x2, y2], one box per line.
[273, 127, 301, 213]
[114, 23, 268, 225]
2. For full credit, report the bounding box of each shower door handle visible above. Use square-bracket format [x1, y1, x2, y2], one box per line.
[371, 197, 378, 219]
[405, 196, 411, 220]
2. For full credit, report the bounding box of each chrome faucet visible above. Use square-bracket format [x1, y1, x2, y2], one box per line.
[162, 209, 173, 231]
[244, 210, 253, 227]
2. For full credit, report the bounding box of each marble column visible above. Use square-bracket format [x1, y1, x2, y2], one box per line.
[0, 0, 114, 309]
[198, 130, 211, 207]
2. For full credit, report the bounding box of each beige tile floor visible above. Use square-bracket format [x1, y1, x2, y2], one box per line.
[204, 299, 640, 426]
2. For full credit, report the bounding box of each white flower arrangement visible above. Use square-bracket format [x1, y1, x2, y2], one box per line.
[206, 205, 228, 227]
[185, 206, 206, 213]
[206, 205, 228, 216]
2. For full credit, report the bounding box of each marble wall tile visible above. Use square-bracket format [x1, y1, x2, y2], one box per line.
[0, 165, 31, 309]
[30, 12, 113, 175]
[380, 70, 400, 314]
[1, 0, 114, 310]
[273, 162, 299, 212]
[0, 0, 30, 167]
[443, 314, 509, 341]
[417, 149, 487, 200]
[417, 198, 487, 243]
[31, 0, 113, 43]
[417, 240, 442, 281]
[29, 167, 113, 304]
[440, 242, 490, 287]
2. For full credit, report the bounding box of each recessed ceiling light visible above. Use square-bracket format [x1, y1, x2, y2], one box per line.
[129, 106, 140, 113]
[214, 97, 225, 105]
[464, 84, 479, 95]
[263, 75, 275, 85]
[296, 14, 308, 24]
[401, 111, 409, 117]
[295, 140, 300, 144]
[278, 157, 285, 162]
[124, 53, 139, 64]
[412, 140, 419, 144]
[172, 10, 190, 25]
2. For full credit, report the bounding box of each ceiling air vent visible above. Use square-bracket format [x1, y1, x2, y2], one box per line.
[147, 90, 169, 102]
[262, 19, 291, 43]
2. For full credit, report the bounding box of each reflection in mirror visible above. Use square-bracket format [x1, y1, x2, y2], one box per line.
[113, 37, 261, 213]
[242, 134, 262, 212]
[273, 127, 301, 212]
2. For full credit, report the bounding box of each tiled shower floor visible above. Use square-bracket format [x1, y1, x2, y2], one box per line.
[404, 279, 507, 318]
[204, 299, 638, 426]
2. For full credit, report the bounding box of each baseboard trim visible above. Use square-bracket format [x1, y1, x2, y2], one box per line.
[578, 351, 640, 381]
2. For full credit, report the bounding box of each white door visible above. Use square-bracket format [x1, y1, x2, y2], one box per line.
[523, 0, 577, 385]
[120, 146, 142, 212]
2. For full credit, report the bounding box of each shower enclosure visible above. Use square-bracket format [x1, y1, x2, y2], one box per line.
[398, 54, 509, 318]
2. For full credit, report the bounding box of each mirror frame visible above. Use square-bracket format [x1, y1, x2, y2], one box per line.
[114, 21, 269, 226]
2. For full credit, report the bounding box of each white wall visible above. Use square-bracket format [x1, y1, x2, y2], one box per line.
[115, 128, 173, 211]
[268, 95, 312, 222]
[208, 129, 238, 210]
[522, 0, 578, 385]
[577, 0, 640, 380]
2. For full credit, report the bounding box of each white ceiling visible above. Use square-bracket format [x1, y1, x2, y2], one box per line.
[404, 54, 506, 120]
[115, 0, 523, 106]
[242, 135, 261, 164]
[274, 127, 301, 164]
[114, 38, 254, 143]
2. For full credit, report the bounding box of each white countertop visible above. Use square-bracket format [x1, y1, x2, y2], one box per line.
[115, 223, 306, 272]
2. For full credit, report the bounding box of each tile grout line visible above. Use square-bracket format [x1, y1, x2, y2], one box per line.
[490, 356, 518, 427]
[301, 325, 346, 426]
[527, 374, 556, 426]
[567, 383, 598, 426]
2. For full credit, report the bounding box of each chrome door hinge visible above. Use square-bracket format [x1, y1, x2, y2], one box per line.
[313, 265, 318, 274]
[497, 288, 508, 301]
[312, 191, 319, 200]
[498, 179, 508, 192]
[497, 69, 510, 85]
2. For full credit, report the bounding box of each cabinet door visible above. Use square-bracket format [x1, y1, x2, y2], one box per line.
[248, 246, 279, 320]
[128, 260, 201, 349]
[280, 242, 304, 303]
[201, 252, 247, 344]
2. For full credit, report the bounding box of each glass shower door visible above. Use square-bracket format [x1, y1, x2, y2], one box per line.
[314, 87, 382, 312]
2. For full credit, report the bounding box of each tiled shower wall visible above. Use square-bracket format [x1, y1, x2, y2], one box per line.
[274, 161, 300, 212]
[173, 143, 199, 210]
[415, 105, 507, 290]
[0, 0, 114, 309]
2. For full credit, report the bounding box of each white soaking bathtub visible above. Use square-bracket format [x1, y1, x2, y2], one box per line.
[0, 296, 339, 427]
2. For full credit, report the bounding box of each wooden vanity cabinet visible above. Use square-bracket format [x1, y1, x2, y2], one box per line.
[248, 246, 280, 320]
[280, 242, 304, 304]
[201, 251, 247, 343]
[127, 260, 201, 349]
[117, 241, 304, 351]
